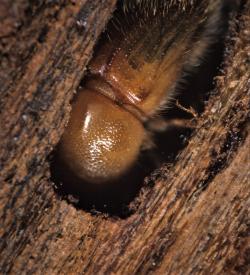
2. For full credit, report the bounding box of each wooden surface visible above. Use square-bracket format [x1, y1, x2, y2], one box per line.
[0, 0, 249, 274]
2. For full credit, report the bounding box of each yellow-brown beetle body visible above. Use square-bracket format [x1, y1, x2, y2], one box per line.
[58, 0, 230, 183]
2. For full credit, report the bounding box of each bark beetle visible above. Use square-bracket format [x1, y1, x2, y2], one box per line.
[0, 0, 249, 274]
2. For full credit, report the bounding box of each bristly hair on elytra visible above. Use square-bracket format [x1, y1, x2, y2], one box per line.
[122, 1, 235, 114]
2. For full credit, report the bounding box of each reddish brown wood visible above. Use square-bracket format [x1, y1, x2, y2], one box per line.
[0, 1, 249, 274]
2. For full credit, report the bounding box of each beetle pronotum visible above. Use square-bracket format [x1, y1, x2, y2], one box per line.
[58, 0, 233, 184]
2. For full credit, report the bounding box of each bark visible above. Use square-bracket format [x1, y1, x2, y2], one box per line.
[0, 0, 249, 274]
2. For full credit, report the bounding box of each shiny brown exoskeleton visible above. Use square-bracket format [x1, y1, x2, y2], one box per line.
[58, 0, 231, 183]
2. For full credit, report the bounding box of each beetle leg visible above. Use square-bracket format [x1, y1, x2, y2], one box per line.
[146, 117, 197, 132]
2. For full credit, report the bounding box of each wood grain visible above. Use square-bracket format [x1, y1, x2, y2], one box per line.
[0, 0, 249, 274]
